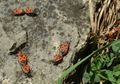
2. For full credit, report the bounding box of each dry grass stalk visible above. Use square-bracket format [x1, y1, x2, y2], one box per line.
[89, 0, 117, 48]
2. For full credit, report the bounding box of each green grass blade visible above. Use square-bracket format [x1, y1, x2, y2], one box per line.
[56, 40, 120, 84]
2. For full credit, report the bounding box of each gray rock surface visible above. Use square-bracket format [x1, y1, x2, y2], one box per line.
[9, 30, 27, 53]
[0, 24, 14, 51]
[0, 0, 90, 84]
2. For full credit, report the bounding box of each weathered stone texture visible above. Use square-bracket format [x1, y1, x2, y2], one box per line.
[0, 0, 90, 84]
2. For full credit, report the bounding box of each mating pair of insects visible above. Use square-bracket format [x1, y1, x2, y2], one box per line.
[17, 51, 32, 77]
[52, 41, 70, 65]
[13, 7, 35, 16]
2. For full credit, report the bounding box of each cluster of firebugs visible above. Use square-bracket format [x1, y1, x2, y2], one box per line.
[13, 7, 36, 77]
[13, 4, 120, 78]
[13, 4, 70, 77]
[15, 41, 70, 77]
